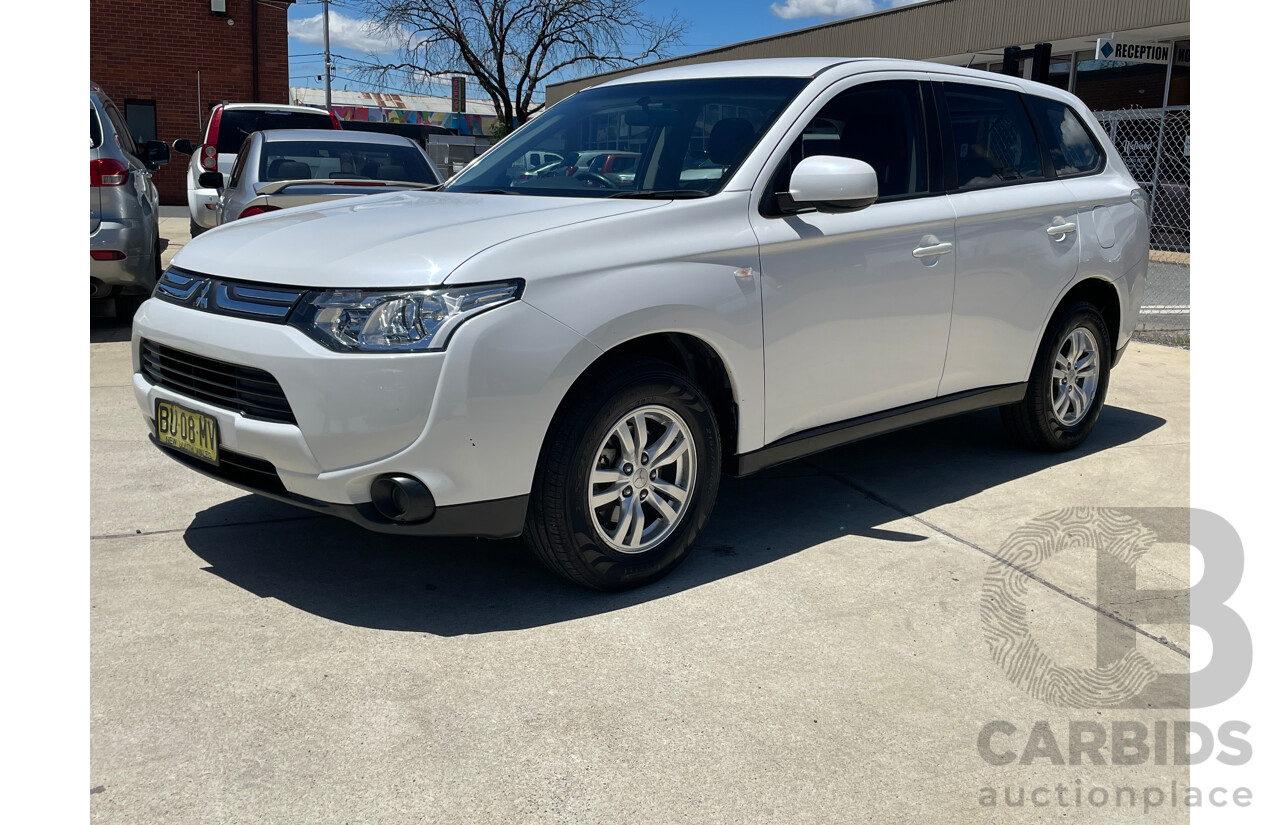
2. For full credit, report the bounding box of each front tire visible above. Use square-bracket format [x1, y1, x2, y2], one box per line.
[526, 359, 721, 591]
[1002, 301, 1112, 451]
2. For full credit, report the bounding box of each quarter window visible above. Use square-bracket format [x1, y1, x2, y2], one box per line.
[1024, 95, 1103, 177]
[103, 101, 138, 159]
[942, 83, 1044, 190]
[228, 144, 250, 189]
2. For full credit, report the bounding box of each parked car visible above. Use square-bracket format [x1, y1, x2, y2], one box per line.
[510, 149, 617, 183]
[134, 58, 1148, 591]
[204, 130, 442, 224]
[583, 152, 641, 186]
[172, 102, 341, 236]
[512, 150, 563, 174]
[90, 81, 169, 307]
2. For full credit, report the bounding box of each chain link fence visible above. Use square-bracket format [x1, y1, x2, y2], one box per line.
[1093, 107, 1190, 334]
[1093, 107, 1190, 254]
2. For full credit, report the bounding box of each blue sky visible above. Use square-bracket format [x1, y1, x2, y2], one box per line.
[286, 0, 927, 103]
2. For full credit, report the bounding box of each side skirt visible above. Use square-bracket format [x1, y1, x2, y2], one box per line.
[727, 383, 1027, 477]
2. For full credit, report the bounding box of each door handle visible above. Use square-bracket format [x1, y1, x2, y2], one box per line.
[912, 241, 954, 258]
[1046, 221, 1077, 239]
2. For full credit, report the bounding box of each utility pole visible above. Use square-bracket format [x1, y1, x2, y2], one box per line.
[322, 0, 333, 110]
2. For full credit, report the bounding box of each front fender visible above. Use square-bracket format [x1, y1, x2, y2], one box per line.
[447, 192, 767, 454]
[520, 263, 765, 454]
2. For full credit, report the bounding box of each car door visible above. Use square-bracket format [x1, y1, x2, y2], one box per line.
[750, 76, 956, 443]
[932, 78, 1083, 395]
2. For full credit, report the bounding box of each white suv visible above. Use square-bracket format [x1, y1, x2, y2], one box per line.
[133, 58, 1148, 590]
[173, 102, 341, 236]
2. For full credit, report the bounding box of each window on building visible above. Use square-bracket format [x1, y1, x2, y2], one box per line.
[1044, 55, 1072, 90]
[1073, 51, 1168, 111]
[125, 100, 156, 146]
[1168, 40, 1189, 106]
[942, 83, 1044, 189]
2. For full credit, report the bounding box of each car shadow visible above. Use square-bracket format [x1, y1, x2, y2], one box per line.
[181, 404, 1166, 636]
[90, 303, 135, 342]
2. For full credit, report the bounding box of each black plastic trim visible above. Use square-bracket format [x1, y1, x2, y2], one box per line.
[149, 435, 527, 538]
[140, 339, 296, 424]
[728, 383, 1027, 476]
[1112, 339, 1129, 368]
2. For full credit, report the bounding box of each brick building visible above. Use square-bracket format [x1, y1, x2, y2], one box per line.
[90, 0, 293, 204]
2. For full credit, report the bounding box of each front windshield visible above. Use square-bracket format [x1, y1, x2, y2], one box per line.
[445, 77, 808, 198]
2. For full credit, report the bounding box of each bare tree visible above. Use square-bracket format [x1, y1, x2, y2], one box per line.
[362, 0, 687, 134]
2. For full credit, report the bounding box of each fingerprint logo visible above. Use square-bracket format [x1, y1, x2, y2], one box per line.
[981, 508, 1162, 708]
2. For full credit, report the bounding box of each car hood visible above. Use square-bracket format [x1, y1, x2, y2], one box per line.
[172, 190, 665, 288]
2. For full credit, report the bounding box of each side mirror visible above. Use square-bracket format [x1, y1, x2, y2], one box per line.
[172, 138, 196, 155]
[144, 140, 170, 169]
[198, 171, 224, 190]
[787, 155, 878, 213]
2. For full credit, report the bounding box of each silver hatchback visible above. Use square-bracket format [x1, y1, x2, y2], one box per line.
[90, 82, 169, 303]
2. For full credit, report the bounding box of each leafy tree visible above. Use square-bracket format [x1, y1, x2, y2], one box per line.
[362, 0, 687, 131]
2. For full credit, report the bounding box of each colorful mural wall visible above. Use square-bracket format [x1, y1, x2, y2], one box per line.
[331, 106, 498, 137]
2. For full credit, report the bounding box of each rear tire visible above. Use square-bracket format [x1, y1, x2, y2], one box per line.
[525, 359, 721, 591]
[1002, 301, 1112, 451]
[189, 218, 206, 238]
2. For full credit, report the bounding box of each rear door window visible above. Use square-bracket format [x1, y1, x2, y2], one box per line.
[90, 105, 102, 148]
[1024, 95, 1104, 177]
[941, 83, 1044, 190]
[217, 110, 335, 154]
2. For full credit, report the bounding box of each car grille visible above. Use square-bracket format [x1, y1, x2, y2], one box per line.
[153, 268, 305, 323]
[140, 339, 296, 424]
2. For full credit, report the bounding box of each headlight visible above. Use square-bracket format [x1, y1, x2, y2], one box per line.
[289, 281, 522, 352]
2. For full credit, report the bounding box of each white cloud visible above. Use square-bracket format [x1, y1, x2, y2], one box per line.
[289, 11, 403, 54]
[769, 0, 928, 20]
[769, 0, 876, 19]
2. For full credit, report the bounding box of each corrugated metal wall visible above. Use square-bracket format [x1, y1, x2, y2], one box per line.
[545, 0, 1189, 102]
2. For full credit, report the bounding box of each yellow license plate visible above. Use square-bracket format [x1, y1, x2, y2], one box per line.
[156, 400, 220, 464]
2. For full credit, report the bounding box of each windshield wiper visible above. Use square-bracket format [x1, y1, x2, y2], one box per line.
[441, 187, 516, 195]
[609, 189, 711, 199]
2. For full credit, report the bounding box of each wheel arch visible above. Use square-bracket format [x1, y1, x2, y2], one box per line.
[1050, 277, 1123, 363]
[542, 332, 741, 467]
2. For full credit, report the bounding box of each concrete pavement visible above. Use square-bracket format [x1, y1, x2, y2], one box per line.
[91, 333, 1191, 823]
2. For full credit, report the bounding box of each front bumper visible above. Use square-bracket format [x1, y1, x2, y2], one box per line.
[150, 434, 528, 537]
[131, 292, 600, 531]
